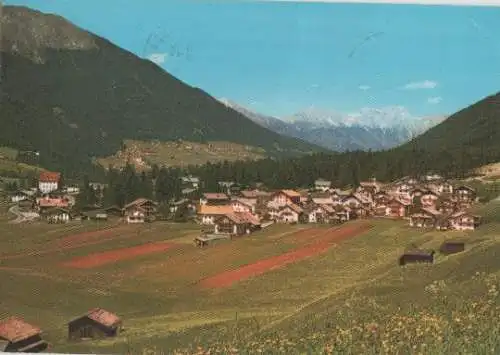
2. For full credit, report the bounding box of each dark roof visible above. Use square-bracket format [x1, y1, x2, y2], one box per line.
[71, 308, 121, 328]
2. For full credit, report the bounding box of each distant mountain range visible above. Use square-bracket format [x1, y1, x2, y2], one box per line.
[219, 99, 447, 151]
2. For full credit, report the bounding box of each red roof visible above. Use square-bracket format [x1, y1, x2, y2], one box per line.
[0, 317, 41, 342]
[86, 308, 121, 327]
[219, 212, 261, 226]
[38, 198, 69, 208]
[240, 190, 271, 198]
[198, 205, 233, 215]
[39, 171, 61, 183]
[202, 193, 229, 200]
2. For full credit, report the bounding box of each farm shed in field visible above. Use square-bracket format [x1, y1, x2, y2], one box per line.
[399, 249, 435, 266]
[68, 308, 122, 340]
[0, 316, 48, 352]
[439, 241, 465, 255]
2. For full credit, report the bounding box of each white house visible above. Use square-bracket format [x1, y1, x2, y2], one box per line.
[314, 179, 332, 192]
[38, 171, 61, 194]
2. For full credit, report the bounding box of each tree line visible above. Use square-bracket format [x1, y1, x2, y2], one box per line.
[74, 142, 500, 210]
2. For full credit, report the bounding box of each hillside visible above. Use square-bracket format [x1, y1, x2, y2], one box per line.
[0, 5, 324, 176]
[401, 92, 500, 156]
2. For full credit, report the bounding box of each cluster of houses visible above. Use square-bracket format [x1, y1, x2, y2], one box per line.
[0, 308, 122, 352]
[8, 172, 160, 224]
[6, 171, 481, 235]
[194, 175, 481, 238]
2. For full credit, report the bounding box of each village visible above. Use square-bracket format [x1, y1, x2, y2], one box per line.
[7, 170, 481, 242]
[0, 170, 486, 352]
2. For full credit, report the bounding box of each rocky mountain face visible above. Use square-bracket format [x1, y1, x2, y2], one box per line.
[0, 5, 325, 175]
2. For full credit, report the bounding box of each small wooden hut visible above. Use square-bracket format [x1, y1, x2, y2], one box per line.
[68, 308, 122, 340]
[399, 249, 435, 266]
[0, 317, 48, 352]
[439, 241, 465, 255]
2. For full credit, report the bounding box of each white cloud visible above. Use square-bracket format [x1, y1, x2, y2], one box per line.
[427, 96, 443, 104]
[403, 80, 438, 90]
[146, 53, 168, 65]
[358, 85, 371, 91]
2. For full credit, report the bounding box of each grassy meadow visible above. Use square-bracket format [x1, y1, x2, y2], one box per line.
[0, 200, 499, 354]
[96, 139, 267, 171]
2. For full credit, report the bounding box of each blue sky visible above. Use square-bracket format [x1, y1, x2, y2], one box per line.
[6, 0, 500, 118]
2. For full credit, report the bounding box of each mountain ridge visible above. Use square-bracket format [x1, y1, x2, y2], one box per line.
[0, 5, 325, 176]
[219, 98, 447, 151]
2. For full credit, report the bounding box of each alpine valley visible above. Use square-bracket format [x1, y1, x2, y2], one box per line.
[219, 98, 447, 151]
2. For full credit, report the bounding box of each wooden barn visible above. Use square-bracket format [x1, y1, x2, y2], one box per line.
[439, 241, 465, 255]
[68, 308, 122, 340]
[399, 249, 435, 266]
[0, 316, 48, 352]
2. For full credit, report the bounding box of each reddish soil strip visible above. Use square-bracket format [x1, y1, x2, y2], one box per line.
[200, 223, 371, 289]
[1, 231, 140, 260]
[61, 242, 179, 269]
[56, 224, 131, 248]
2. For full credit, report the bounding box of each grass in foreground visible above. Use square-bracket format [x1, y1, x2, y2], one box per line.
[1, 201, 499, 354]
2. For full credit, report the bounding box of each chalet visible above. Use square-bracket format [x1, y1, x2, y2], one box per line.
[358, 178, 383, 195]
[435, 196, 457, 214]
[42, 208, 71, 223]
[10, 190, 29, 203]
[270, 189, 302, 207]
[387, 198, 411, 218]
[89, 182, 107, 191]
[231, 198, 256, 214]
[453, 185, 477, 204]
[68, 308, 122, 340]
[200, 193, 230, 206]
[198, 205, 234, 225]
[423, 173, 444, 181]
[342, 193, 372, 217]
[181, 187, 197, 196]
[298, 189, 310, 203]
[306, 204, 335, 223]
[420, 190, 439, 208]
[38, 171, 61, 194]
[335, 206, 350, 222]
[213, 212, 261, 236]
[123, 198, 158, 223]
[373, 191, 391, 204]
[277, 203, 303, 223]
[312, 196, 335, 206]
[169, 199, 190, 214]
[218, 181, 235, 195]
[342, 194, 364, 208]
[409, 208, 442, 228]
[437, 181, 454, 195]
[447, 211, 479, 231]
[63, 186, 80, 194]
[409, 187, 428, 201]
[181, 175, 200, 189]
[314, 178, 331, 192]
[37, 196, 70, 210]
[0, 317, 48, 352]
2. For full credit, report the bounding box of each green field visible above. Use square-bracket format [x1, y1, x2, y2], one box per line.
[0, 201, 499, 354]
